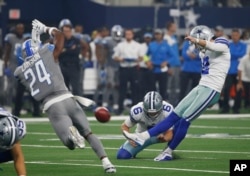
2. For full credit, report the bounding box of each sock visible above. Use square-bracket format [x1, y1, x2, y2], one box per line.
[168, 118, 190, 150]
[165, 147, 173, 155]
[148, 112, 181, 137]
[86, 133, 107, 158]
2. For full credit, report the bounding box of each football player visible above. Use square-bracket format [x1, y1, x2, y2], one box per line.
[117, 91, 176, 160]
[123, 25, 231, 161]
[0, 107, 26, 176]
[14, 19, 116, 173]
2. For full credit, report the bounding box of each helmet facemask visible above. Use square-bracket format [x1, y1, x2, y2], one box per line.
[143, 91, 163, 119]
[111, 25, 123, 41]
[0, 116, 19, 150]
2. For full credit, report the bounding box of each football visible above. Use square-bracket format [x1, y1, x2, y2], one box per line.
[94, 107, 111, 123]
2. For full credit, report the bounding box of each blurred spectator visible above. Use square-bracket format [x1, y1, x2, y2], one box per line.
[214, 25, 228, 39]
[3, 23, 25, 110]
[89, 30, 99, 68]
[59, 24, 85, 96]
[235, 50, 250, 111]
[179, 40, 201, 100]
[93, 26, 110, 105]
[241, 28, 250, 53]
[147, 29, 174, 100]
[95, 25, 123, 113]
[227, 0, 242, 7]
[73, 24, 90, 96]
[58, 18, 72, 30]
[138, 32, 154, 101]
[220, 28, 247, 113]
[113, 29, 143, 115]
[164, 21, 181, 106]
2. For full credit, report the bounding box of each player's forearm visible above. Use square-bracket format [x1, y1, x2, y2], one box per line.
[52, 29, 64, 61]
[205, 41, 228, 52]
[11, 143, 26, 176]
[121, 123, 130, 132]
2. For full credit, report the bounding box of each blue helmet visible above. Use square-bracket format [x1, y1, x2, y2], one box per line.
[22, 39, 37, 58]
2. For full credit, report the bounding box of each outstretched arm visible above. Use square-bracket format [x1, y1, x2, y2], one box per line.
[185, 35, 228, 52]
[11, 142, 26, 176]
[32, 19, 64, 62]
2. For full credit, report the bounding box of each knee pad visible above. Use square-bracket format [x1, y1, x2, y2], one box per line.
[116, 148, 132, 159]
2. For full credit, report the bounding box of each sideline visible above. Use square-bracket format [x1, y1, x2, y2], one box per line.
[22, 114, 250, 122]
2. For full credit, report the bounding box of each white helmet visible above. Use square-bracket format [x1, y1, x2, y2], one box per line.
[190, 25, 214, 50]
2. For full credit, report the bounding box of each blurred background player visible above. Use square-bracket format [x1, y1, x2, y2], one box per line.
[3, 23, 26, 110]
[117, 91, 175, 160]
[102, 25, 123, 113]
[123, 25, 231, 161]
[0, 107, 26, 176]
[14, 19, 116, 173]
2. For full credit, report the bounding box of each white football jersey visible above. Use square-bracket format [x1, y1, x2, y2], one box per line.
[124, 101, 173, 133]
[199, 37, 231, 93]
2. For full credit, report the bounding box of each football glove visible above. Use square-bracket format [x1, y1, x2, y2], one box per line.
[32, 19, 48, 34]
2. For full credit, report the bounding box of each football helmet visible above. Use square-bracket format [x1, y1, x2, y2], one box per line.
[22, 39, 39, 59]
[143, 91, 163, 118]
[58, 18, 72, 29]
[0, 116, 19, 150]
[111, 25, 123, 41]
[190, 25, 214, 50]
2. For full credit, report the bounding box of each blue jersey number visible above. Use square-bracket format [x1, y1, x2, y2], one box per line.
[201, 56, 210, 75]
[163, 105, 171, 112]
[133, 107, 143, 115]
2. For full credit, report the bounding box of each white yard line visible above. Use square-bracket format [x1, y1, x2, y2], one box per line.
[22, 144, 250, 155]
[25, 161, 229, 174]
[22, 114, 250, 122]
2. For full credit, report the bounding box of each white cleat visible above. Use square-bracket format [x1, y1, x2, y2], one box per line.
[69, 126, 85, 149]
[122, 131, 145, 146]
[103, 163, 116, 173]
[154, 149, 173, 161]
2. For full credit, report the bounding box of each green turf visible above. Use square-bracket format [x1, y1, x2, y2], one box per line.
[1, 116, 250, 176]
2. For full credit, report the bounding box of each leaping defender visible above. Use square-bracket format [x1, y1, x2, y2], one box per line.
[14, 19, 116, 173]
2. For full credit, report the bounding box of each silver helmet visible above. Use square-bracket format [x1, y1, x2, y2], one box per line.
[0, 116, 19, 150]
[111, 25, 123, 41]
[190, 25, 214, 50]
[143, 91, 163, 118]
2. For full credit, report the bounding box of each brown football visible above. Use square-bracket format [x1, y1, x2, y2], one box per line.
[94, 107, 111, 123]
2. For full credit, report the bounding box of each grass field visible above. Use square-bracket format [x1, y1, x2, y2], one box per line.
[1, 114, 250, 176]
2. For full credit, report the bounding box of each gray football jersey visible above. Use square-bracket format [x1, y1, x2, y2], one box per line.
[125, 101, 173, 133]
[4, 33, 25, 70]
[14, 43, 68, 102]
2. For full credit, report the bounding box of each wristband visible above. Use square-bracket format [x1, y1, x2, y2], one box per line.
[195, 38, 200, 44]
[48, 27, 57, 36]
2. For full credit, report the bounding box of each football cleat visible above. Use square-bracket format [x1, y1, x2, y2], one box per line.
[122, 131, 145, 146]
[103, 163, 116, 173]
[154, 149, 173, 161]
[69, 126, 85, 149]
